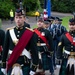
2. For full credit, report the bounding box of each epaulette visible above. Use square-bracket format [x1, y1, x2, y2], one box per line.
[6, 26, 15, 30]
[25, 27, 34, 32]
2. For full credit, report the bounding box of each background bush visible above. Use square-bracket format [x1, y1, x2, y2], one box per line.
[52, 0, 75, 13]
[0, 0, 15, 19]
[1, 0, 75, 19]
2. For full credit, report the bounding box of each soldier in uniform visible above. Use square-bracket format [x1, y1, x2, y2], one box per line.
[34, 18, 54, 75]
[51, 17, 67, 69]
[57, 18, 75, 75]
[0, 9, 39, 75]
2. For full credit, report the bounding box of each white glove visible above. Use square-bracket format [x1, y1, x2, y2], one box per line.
[56, 65, 61, 68]
[1, 68, 7, 75]
[29, 70, 35, 75]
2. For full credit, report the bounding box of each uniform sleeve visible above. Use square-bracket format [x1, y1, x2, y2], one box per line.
[0, 30, 5, 47]
[57, 34, 64, 59]
[61, 26, 67, 33]
[2, 30, 10, 68]
[29, 33, 39, 71]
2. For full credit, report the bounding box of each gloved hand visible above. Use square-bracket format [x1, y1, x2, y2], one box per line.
[29, 70, 35, 75]
[1, 68, 7, 75]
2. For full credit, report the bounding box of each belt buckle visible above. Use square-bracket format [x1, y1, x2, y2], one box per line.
[37, 43, 41, 46]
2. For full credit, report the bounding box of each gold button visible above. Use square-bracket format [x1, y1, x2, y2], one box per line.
[18, 31, 20, 33]
[17, 35, 19, 37]
[71, 46, 73, 48]
[38, 39, 40, 41]
[71, 49, 73, 51]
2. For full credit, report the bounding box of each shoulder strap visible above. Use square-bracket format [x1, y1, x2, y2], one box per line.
[65, 32, 75, 46]
[34, 29, 50, 48]
[9, 29, 18, 45]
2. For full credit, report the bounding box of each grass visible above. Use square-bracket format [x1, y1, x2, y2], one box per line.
[62, 16, 72, 31]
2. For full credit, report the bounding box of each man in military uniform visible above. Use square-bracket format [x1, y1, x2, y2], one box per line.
[50, 17, 67, 69]
[34, 18, 54, 75]
[57, 18, 75, 75]
[1, 9, 39, 75]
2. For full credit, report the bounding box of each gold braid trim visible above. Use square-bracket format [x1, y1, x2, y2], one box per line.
[25, 27, 34, 32]
[32, 63, 38, 69]
[6, 26, 15, 30]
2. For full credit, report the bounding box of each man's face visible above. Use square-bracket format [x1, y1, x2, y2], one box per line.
[69, 24, 75, 31]
[37, 21, 43, 27]
[42, 23, 49, 29]
[54, 20, 59, 24]
[58, 21, 62, 25]
[15, 15, 25, 27]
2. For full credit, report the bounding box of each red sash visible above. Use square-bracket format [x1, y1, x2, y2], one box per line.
[65, 32, 75, 46]
[0, 46, 2, 52]
[34, 29, 50, 48]
[7, 29, 34, 71]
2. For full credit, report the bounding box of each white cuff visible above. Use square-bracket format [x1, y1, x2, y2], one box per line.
[1, 68, 7, 75]
[29, 70, 35, 75]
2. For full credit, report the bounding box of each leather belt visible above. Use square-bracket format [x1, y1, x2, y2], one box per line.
[8, 49, 31, 59]
[37, 43, 46, 46]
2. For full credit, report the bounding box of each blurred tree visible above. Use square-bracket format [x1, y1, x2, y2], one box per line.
[51, 0, 75, 13]
[23, 0, 40, 12]
[0, 0, 15, 19]
[39, 0, 44, 8]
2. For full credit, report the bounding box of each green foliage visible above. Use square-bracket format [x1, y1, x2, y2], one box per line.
[23, 0, 41, 12]
[0, 0, 15, 19]
[62, 16, 72, 31]
[37, 0, 43, 13]
[0, 0, 42, 19]
[52, 0, 75, 13]
[57, 2, 68, 13]
[26, 11, 35, 16]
